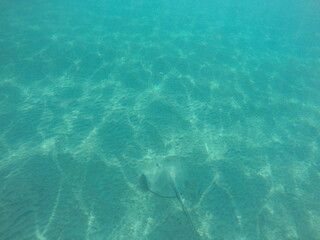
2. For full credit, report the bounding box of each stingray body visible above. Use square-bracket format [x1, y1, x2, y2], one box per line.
[141, 157, 198, 239]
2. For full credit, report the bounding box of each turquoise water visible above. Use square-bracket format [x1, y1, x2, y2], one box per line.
[1, 0, 320, 239]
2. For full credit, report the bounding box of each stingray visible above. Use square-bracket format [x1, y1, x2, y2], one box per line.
[140, 156, 199, 239]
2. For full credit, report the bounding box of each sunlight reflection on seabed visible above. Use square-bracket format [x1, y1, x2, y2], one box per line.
[1, 0, 320, 239]
[35, 182, 62, 240]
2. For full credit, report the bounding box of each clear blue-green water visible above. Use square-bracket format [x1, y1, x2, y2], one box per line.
[1, 0, 320, 239]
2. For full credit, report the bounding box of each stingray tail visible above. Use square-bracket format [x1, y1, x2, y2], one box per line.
[172, 184, 199, 239]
